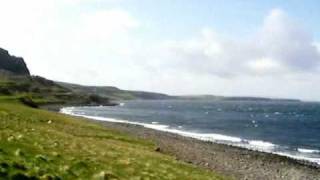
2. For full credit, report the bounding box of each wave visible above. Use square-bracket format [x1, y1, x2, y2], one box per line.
[298, 148, 320, 154]
[249, 140, 275, 148]
[61, 107, 243, 143]
[60, 107, 320, 166]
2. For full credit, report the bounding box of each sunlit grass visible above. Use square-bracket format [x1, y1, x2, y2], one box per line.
[0, 99, 227, 179]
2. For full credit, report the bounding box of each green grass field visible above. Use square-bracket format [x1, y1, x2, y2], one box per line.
[0, 98, 227, 179]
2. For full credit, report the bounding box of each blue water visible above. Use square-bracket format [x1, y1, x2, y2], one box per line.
[61, 99, 320, 165]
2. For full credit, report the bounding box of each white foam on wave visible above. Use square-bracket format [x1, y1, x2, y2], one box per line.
[276, 152, 320, 165]
[60, 106, 320, 166]
[298, 148, 320, 154]
[249, 140, 276, 148]
[161, 130, 243, 143]
[60, 107, 243, 143]
[60, 107, 74, 114]
[235, 140, 277, 153]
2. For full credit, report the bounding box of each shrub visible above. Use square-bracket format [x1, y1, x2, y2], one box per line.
[19, 96, 38, 108]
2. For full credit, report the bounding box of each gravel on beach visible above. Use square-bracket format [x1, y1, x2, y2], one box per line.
[92, 120, 320, 180]
[45, 104, 320, 180]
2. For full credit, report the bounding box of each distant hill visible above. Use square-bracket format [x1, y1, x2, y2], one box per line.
[0, 47, 115, 106]
[56, 81, 173, 100]
[0, 47, 173, 106]
[0, 48, 30, 75]
[0, 47, 301, 105]
[0, 74, 115, 106]
[56, 82, 301, 102]
[178, 95, 301, 102]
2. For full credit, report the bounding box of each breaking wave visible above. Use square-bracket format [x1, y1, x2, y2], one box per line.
[61, 106, 320, 166]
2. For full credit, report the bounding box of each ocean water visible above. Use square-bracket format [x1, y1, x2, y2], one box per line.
[61, 99, 320, 165]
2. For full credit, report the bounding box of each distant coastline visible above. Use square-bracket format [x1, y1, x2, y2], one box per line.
[176, 95, 301, 102]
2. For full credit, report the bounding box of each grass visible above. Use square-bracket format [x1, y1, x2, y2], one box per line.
[0, 75, 113, 106]
[0, 99, 227, 179]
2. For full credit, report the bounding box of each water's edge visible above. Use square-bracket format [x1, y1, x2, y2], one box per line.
[60, 106, 320, 168]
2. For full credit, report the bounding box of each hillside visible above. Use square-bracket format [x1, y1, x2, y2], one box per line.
[0, 47, 174, 106]
[0, 48, 30, 75]
[0, 47, 300, 106]
[177, 95, 301, 102]
[0, 74, 115, 107]
[57, 81, 301, 102]
[57, 81, 173, 100]
[0, 47, 226, 179]
[0, 98, 226, 179]
[0, 48, 114, 107]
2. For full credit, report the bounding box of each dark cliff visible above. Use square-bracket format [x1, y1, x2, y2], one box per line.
[0, 48, 30, 75]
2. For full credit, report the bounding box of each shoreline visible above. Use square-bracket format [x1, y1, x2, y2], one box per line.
[59, 106, 320, 168]
[95, 121, 320, 180]
[43, 104, 320, 179]
[60, 112, 320, 180]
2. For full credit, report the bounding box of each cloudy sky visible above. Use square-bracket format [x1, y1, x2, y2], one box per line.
[1, 0, 320, 100]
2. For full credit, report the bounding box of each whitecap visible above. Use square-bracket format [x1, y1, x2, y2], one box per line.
[60, 106, 320, 166]
[249, 140, 276, 148]
[298, 148, 320, 154]
[275, 152, 320, 165]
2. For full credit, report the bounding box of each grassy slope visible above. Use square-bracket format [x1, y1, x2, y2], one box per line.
[56, 82, 172, 101]
[0, 74, 114, 107]
[0, 99, 227, 180]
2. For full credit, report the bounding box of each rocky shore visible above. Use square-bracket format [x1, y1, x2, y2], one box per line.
[87, 119, 320, 180]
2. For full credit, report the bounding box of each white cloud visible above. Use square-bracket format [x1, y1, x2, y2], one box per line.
[149, 8, 320, 79]
[64, 0, 122, 5]
[1, 3, 320, 100]
[247, 58, 283, 74]
[123, 8, 320, 100]
[0, 0, 139, 82]
[256, 9, 320, 71]
[80, 9, 139, 40]
[315, 42, 320, 52]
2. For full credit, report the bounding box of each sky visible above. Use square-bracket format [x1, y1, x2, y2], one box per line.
[0, 0, 320, 100]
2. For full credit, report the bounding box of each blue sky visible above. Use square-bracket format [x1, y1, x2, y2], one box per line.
[0, 0, 320, 100]
[107, 0, 320, 41]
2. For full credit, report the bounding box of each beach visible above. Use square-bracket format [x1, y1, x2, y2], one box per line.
[2, 1, 320, 178]
[88, 118, 320, 180]
[44, 103, 320, 179]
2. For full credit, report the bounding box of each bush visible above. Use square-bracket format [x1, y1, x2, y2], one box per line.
[85, 94, 112, 105]
[19, 96, 38, 108]
[0, 87, 11, 95]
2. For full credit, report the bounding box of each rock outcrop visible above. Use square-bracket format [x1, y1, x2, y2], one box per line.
[0, 48, 30, 75]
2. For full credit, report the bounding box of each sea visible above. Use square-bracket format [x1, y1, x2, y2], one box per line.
[60, 99, 320, 165]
